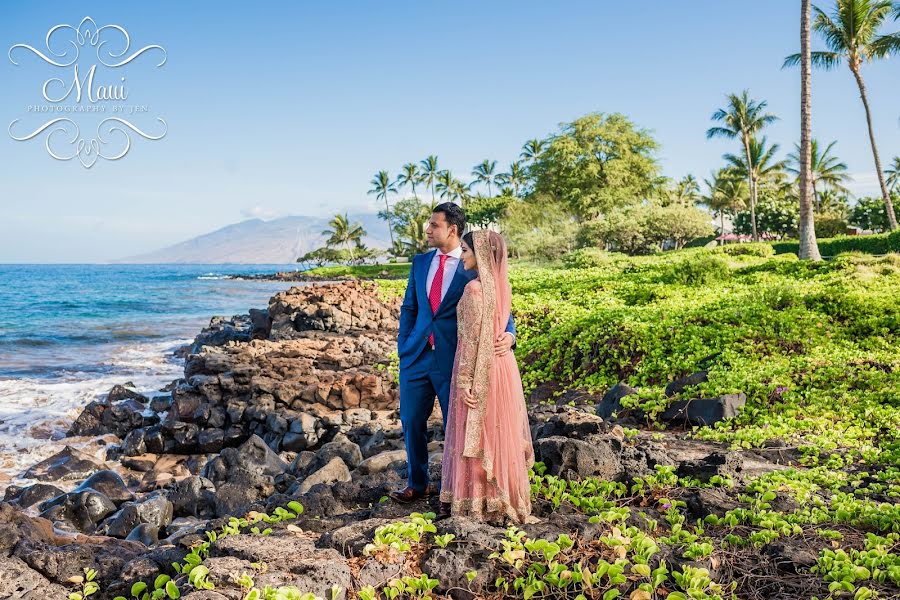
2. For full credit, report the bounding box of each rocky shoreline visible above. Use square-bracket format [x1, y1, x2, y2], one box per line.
[0, 279, 844, 600]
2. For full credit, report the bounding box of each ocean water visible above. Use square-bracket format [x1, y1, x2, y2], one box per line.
[0, 264, 304, 487]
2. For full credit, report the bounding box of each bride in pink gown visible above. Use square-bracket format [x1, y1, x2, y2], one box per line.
[439, 229, 535, 525]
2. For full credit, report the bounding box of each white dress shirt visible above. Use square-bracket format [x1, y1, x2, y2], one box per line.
[425, 245, 462, 303]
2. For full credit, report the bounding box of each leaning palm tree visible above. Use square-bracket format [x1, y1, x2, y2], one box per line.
[707, 90, 779, 241]
[322, 213, 366, 260]
[471, 159, 498, 197]
[886, 156, 900, 192]
[367, 170, 397, 248]
[496, 161, 527, 196]
[786, 139, 852, 211]
[419, 155, 440, 209]
[797, 0, 822, 260]
[396, 163, 422, 203]
[520, 138, 545, 162]
[703, 169, 749, 242]
[784, 0, 900, 230]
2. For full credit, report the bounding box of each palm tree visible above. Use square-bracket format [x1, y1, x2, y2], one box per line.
[496, 161, 527, 196]
[673, 174, 702, 206]
[797, 0, 822, 260]
[707, 90, 779, 241]
[419, 155, 440, 209]
[784, 0, 900, 230]
[396, 163, 422, 203]
[520, 138, 545, 162]
[367, 170, 397, 248]
[786, 139, 851, 211]
[703, 170, 749, 242]
[471, 159, 498, 197]
[886, 156, 900, 192]
[401, 211, 430, 255]
[723, 136, 789, 189]
[435, 170, 456, 204]
[322, 213, 366, 260]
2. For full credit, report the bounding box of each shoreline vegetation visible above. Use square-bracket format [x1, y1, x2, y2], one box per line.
[2, 246, 898, 600]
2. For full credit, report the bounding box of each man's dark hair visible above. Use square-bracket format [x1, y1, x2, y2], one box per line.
[433, 202, 466, 238]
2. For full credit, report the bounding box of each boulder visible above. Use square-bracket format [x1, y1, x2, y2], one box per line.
[354, 449, 407, 475]
[295, 457, 352, 494]
[70, 470, 134, 505]
[38, 489, 117, 533]
[21, 446, 105, 482]
[533, 436, 625, 481]
[4, 483, 64, 509]
[167, 475, 217, 519]
[595, 382, 638, 420]
[101, 494, 174, 539]
[661, 393, 747, 427]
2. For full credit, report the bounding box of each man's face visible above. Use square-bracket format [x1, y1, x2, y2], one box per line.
[425, 211, 455, 248]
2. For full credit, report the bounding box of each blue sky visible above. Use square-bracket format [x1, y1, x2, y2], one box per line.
[1, 0, 899, 263]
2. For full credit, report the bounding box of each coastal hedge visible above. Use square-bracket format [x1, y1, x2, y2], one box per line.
[770, 230, 900, 257]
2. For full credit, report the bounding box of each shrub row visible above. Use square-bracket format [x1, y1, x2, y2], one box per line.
[771, 230, 900, 257]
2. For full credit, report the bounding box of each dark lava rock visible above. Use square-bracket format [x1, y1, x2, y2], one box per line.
[21, 446, 104, 482]
[664, 370, 709, 397]
[68, 388, 154, 438]
[595, 382, 638, 420]
[684, 487, 743, 520]
[190, 314, 252, 354]
[71, 470, 134, 505]
[661, 393, 747, 427]
[167, 475, 217, 518]
[101, 494, 174, 539]
[298, 433, 363, 477]
[532, 406, 623, 442]
[249, 307, 271, 339]
[201, 435, 287, 517]
[38, 489, 117, 533]
[533, 436, 625, 481]
[282, 412, 323, 452]
[125, 523, 160, 546]
[4, 483, 64, 509]
[762, 539, 819, 573]
[677, 451, 744, 482]
[107, 383, 149, 403]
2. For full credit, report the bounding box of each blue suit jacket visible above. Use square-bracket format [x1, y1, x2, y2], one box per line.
[397, 249, 516, 374]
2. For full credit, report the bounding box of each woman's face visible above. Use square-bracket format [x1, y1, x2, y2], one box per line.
[460, 239, 477, 271]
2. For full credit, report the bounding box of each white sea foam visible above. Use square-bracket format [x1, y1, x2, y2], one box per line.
[0, 337, 190, 491]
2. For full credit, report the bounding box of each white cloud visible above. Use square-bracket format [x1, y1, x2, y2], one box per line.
[240, 205, 283, 220]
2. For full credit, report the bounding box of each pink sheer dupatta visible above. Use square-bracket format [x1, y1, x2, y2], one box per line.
[440, 230, 535, 524]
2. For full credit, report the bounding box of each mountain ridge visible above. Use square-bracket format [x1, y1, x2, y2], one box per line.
[111, 213, 390, 264]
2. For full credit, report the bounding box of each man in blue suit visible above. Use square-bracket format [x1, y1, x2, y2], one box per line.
[389, 202, 517, 503]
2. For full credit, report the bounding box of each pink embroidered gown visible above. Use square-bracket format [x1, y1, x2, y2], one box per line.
[439, 276, 535, 524]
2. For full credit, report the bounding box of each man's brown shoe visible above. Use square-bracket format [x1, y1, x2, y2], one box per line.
[389, 484, 438, 504]
[436, 501, 452, 520]
[388, 486, 426, 504]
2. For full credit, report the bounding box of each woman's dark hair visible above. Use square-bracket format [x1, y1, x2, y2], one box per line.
[462, 231, 474, 251]
[433, 202, 466, 238]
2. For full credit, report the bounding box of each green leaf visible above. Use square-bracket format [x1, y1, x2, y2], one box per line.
[603, 589, 621, 600]
[131, 582, 148, 598]
[165, 580, 180, 599]
[69, 594, 83, 600]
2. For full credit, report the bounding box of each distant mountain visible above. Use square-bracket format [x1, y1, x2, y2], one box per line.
[113, 214, 390, 264]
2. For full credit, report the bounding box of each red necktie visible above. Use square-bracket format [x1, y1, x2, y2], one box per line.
[428, 254, 448, 347]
